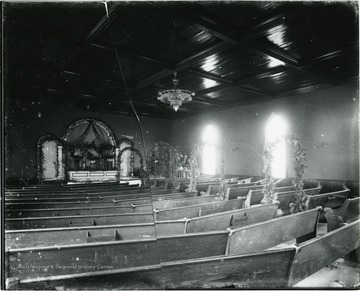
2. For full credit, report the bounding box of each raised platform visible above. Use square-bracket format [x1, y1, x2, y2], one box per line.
[68, 170, 118, 183]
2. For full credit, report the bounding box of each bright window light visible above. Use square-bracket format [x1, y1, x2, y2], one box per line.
[202, 124, 218, 143]
[202, 124, 218, 175]
[265, 114, 288, 178]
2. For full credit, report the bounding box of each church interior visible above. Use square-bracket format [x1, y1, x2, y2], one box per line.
[2, 1, 359, 289]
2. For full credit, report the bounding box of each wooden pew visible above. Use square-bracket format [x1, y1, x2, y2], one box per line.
[186, 203, 278, 233]
[153, 194, 222, 209]
[6, 195, 222, 219]
[226, 179, 290, 201]
[6, 221, 187, 249]
[6, 204, 278, 249]
[288, 219, 360, 286]
[324, 197, 360, 232]
[5, 212, 155, 230]
[4, 191, 203, 211]
[6, 204, 153, 218]
[276, 187, 322, 216]
[205, 184, 221, 195]
[154, 198, 245, 221]
[5, 191, 199, 210]
[226, 207, 321, 255]
[5, 184, 145, 195]
[178, 180, 220, 192]
[324, 197, 360, 267]
[5, 190, 197, 204]
[5, 251, 295, 290]
[6, 196, 230, 229]
[306, 188, 350, 221]
[158, 248, 295, 289]
[5, 197, 153, 210]
[5, 188, 177, 200]
[243, 186, 296, 207]
[7, 248, 296, 290]
[226, 185, 263, 200]
[306, 189, 350, 210]
[5, 208, 320, 283]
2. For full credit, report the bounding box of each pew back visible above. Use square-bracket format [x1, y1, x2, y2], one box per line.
[277, 187, 321, 215]
[6, 195, 222, 219]
[186, 204, 278, 233]
[6, 207, 321, 283]
[160, 248, 296, 289]
[154, 198, 244, 221]
[5, 212, 155, 230]
[227, 208, 321, 256]
[226, 185, 263, 200]
[244, 186, 296, 208]
[6, 221, 188, 249]
[324, 197, 360, 232]
[289, 220, 360, 286]
[306, 189, 350, 210]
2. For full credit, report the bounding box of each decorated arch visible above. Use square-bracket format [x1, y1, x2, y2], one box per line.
[118, 146, 145, 181]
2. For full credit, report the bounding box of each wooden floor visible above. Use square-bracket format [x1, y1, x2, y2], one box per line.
[295, 258, 359, 288]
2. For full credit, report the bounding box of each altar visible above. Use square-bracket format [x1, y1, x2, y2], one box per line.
[68, 170, 118, 183]
[37, 118, 145, 184]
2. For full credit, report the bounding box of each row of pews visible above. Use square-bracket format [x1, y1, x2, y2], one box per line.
[4, 177, 360, 289]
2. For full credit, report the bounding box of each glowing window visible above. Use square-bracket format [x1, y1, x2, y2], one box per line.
[202, 125, 218, 175]
[265, 114, 288, 178]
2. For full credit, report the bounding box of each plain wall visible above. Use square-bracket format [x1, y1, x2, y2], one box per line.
[170, 84, 359, 181]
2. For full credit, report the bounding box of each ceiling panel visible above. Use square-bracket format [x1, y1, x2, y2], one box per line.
[240, 69, 323, 94]
[4, 1, 359, 119]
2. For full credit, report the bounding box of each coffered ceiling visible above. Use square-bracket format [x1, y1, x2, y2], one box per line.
[4, 1, 359, 119]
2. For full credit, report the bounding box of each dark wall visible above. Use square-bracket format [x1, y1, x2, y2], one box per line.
[170, 84, 359, 182]
[5, 101, 171, 179]
[5, 83, 359, 182]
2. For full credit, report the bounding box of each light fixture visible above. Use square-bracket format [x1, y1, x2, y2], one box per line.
[157, 72, 195, 112]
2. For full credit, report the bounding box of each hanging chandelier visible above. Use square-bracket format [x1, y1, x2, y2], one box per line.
[157, 72, 195, 112]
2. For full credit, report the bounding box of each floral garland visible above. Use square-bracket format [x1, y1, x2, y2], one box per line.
[188, 144, 201, 192]
[261, 138, 279, 204]
[289, 136, 308, 213]
[219, 150, 226, 199]
[69, 142, 115, 160]
[118, 146, 147, 184]
[147, 141, 183, 179]
[261, 134, 308, 212]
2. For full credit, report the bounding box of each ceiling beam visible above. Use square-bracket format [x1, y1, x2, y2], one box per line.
[59, 2, 121, 71]
[90, 42, 175, 69]
[195, 84, 228, 96]
[235, 66, 288, 84]
[251, 40, 338, 84]
[189, 69, 233, 85]
[134, 40, 233, 91]
[303, 43, 358, 65]
[189, 68, 273, 97]
[175, 40, 233, 71]
[176, 6, 337, 86]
